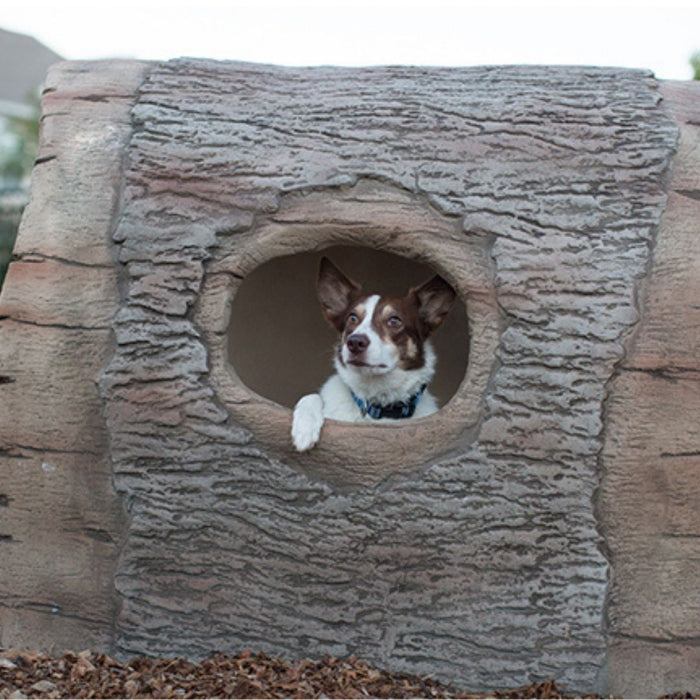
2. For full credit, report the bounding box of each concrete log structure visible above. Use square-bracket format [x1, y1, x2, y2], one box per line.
[0, 59, 697, 697]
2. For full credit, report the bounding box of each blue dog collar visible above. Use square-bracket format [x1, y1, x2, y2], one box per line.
[352, 384, 427, 420]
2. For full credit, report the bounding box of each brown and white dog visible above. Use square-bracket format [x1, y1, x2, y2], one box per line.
[291, 257, 456, 451]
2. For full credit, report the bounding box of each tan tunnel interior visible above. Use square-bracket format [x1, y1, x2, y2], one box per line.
[227, 245, 470, 410]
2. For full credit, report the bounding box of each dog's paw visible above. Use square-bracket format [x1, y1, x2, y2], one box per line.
[291, 393, 324, 451]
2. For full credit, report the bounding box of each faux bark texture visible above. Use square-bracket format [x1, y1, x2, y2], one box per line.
[1, 59, 697, 698]
[600, 81, 700, 697]
[0, 60, 150, 654]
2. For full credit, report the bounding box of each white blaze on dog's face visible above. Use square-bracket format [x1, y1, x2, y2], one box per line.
[340, 295, 397, 374]
[317, 257, 456, 376]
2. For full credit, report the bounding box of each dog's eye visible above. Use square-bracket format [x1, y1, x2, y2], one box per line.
[387, 316, 403, 329]
[347, 312, 359, 325]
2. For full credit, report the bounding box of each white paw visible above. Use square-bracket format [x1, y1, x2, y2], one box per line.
[291, 393, 324, 451]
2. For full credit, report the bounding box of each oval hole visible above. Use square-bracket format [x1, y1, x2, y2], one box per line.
[227, 245, 470, 411]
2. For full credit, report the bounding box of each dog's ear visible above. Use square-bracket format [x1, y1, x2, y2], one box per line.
[410, 274, 456, 337]
[317, 257, 362, 331]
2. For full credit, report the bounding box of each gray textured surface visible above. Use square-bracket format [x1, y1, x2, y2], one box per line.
[1, 59, 696, 697]
[600, 82, 700, 697]
[0, 60, 149, 653]
[100, 61, 678, 693]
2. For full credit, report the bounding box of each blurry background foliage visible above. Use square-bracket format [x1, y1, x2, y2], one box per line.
[0, 99, 39, 184]
[0, 91, 39, 287]
[692, 51, 700, 80]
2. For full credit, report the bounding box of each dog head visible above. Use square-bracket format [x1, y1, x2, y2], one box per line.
[317, 257, 456, 375]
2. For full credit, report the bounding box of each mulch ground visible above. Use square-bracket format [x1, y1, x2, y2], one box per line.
[0, 649, 696, 699]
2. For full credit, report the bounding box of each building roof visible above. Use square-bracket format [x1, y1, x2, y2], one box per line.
[0, 27, 63, 105]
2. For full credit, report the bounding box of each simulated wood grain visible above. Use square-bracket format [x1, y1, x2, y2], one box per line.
[600, 81, 700, 697]
[103, 61, 679, 694]
[0, 59, 695, 697]
[0, 60, 148, 652]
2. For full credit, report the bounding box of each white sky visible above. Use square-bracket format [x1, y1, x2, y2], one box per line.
[2, 0, 699, 81]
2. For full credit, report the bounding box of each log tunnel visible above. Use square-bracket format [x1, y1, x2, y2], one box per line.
[0, 59, 698, 696]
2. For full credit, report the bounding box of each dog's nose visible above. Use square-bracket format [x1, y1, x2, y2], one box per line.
[346, 334, 369, 355]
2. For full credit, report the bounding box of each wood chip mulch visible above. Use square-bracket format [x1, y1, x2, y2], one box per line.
[0, 649, 696, 699]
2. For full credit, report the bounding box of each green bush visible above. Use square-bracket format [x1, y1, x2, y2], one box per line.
[0, 203, 24, 289]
